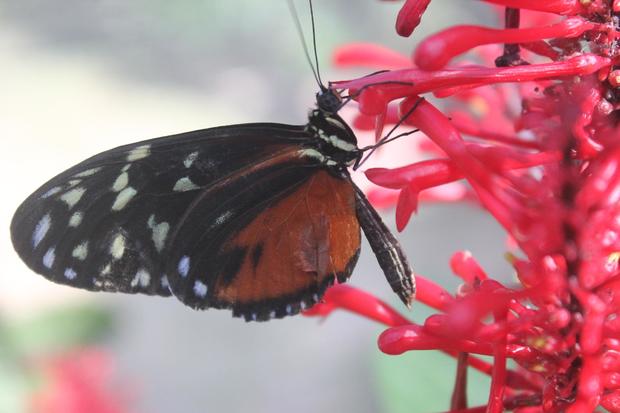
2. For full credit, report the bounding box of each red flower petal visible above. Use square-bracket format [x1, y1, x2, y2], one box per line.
[394, 0, 431, 37]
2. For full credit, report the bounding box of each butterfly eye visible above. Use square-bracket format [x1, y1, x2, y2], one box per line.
[316, 89, 343, 114]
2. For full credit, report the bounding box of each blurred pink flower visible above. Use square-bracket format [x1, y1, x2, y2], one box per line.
[29, 349, 133, 413]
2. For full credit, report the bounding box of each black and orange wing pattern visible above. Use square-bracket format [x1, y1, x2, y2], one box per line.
[167, 168, 360, 320]
[10, 123, 361, 319]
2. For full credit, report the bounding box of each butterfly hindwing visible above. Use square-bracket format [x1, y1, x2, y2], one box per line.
[166, 167, 361, 321]
[10, 124, 314, 298]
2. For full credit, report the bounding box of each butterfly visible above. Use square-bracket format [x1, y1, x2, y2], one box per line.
[9, 84, 415, 321]
[10, 0, 415, 321]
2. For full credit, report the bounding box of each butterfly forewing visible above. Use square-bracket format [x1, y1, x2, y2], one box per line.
[10, 124, 317, 299]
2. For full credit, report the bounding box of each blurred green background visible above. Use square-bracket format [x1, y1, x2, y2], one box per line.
[1, 1, 508, 412]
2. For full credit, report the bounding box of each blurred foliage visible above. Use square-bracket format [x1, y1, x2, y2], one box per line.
[374, 349, 492, 413]
[0, 304, 113, 412]
[0, 358, 29, 413]
[3, 304, 113, 355]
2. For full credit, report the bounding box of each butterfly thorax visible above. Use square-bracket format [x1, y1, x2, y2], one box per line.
[305, 109, 361, 169]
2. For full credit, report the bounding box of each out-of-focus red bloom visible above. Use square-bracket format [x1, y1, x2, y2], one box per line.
[29, 349, 133, 413]
[307, 1, 620, 412]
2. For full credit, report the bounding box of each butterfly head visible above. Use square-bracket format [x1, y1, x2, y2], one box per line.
[315, 86, 342, 115]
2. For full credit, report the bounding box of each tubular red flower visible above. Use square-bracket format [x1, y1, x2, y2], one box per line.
[415, 275, 456, 311]
[488, 328, 508, 413]
[450, 112, 542, 150]
[393, 0, 431, 37]
[450, 251, 489, 283]
[366, 146, 559, 190]
[415, 18, 598, 70]
[394, 185, 418, 231]
[379, 324, 494, 355]
[302, 284, 411, 326]
[333, 43, 411, 69]
[399, 98, 496, 190]
[366, 159, 458, 189]
[336, 55, 611, 102]
[480, 0, 586, 14]
[521, 41, 562, 60]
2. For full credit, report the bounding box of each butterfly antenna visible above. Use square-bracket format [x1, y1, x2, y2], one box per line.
[308, 0, 324, 89]
[288, 0, 323, 89]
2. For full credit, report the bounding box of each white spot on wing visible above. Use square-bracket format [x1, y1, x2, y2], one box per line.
[112, 172, 129, 192]
[178, 256, 190, 278]
[43, 247, 56, 269]
[147, 214, 170, 252]
[72, 241, 88, 261]
[60, 187, 86, 209]
[161, 275, 170, 289]
[110, 234, 126, 260]
[41, 186, 61, 198]
[122, 164, 131, 172]
[184, 151, 199, 168]
[193, 280, 207, 297]
[131, 269, 151, 288]
[64, 268, 77, 280]
[214, 211, 232, 226]
[32, 213, 51, 248]
[111, 187, 137, 211]
[68, 211, 83, 227]
[299, 148, 325, 162]
[73, 167, 101, 178]
[173, 177, 200, 192]
[101, 263, 112, 276]
[126, 144, 151, 161]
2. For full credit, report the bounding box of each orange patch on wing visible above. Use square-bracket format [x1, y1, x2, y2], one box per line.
[214, 170, 360, 304]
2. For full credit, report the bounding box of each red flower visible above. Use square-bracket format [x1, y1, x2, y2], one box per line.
[307, 1, 620, 412]
[29, 348, 133, 413]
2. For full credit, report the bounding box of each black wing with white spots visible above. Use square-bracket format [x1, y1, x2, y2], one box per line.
[10, 123, 315, 297]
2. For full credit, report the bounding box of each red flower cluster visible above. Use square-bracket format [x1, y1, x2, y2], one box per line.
[306, 1, 620, 412]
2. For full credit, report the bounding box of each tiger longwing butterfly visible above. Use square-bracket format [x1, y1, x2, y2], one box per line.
[10, 86, 415, 321]
[10, 4, 415, 322]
